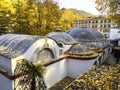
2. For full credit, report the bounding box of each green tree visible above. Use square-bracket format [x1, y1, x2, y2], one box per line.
[19, 60, 46, 90]
[95, 0, 120, 28]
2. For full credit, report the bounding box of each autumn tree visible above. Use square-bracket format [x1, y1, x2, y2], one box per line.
[61, 8, 83, 30]
[22, 0, 62, 35]
[13, 0, 26, 34]
[0, 0, 62, 35]
[95, 0, 120, 28]
[43, 0, 62, 34]
[0, 0, 15, 34]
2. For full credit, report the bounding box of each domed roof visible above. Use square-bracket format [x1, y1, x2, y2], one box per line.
[81, 42, 98, 49]
[0, 34, 42, 59]
[66, 43, 88, 54]
[46, 32, 77, 44]
[67, 28, 105, 41]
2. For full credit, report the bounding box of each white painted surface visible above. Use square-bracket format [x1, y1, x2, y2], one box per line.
[13, 38, 59, 61]
[0, 54, 107, 89]
[0, 38, 72, 90]
[0, 56, 12, 73]
[13, 38, 71, 62]
[0, 74, 12, 90]
[0, 38, 111, 89]
[44, 57, 98, 88]
[44, 59, 67, 88]
[117, 29, 120, 39]
[103, 47, 110, 62]
[110, 28, 119, 40]
[97, 53, 103, 66]
[97, 42, 103, 47]
[118, 41, 120, 46]
[67, 58, 97, 78]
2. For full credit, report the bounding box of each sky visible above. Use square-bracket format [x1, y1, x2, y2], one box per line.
[55, 0, 100, 15]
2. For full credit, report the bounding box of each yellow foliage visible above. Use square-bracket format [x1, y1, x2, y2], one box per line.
[61, 9, 83, 30]
[95, 0, 120, 27]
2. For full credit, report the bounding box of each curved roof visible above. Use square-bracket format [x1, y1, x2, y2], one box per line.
[66, 43, 88, 54]
[0, 34, 42, 59]
[46, 32, 77, 44]
[81, 42, 98, 49]
[67, 28, 105, 41]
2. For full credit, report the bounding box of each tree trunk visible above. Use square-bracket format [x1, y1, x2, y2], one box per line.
[31, 77, 36, 90]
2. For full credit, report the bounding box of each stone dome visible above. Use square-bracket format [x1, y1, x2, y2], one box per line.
[67, 28, 105, 41]
[46, 32, 77, 44]
[0, 34, 42, 58]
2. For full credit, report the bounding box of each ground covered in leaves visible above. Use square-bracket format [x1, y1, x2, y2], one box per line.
[65, 63, 120, 90]
[49, 77, 75, 90]
[49, 54, 120, 90]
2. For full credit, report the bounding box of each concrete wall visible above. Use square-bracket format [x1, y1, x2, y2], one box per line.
[67, 58, 97, 78]
[0, 56, 12, 90]
[44, 59, 67, 89]
[103, 47, 110, 62]
[97, 42, 103, 47]
[0, 54, 107, 89]
[110, 28, 119, 40]
[44, 57, 98, 88]
[118, 41, 120, 46]
[97, 52, 103, 66]
[0, 56, 12, 73]
[13, 38, 59, 61]
[0, 43, 111, 90]
[13, 38, 72, 63]
[0, 74, 12, 90]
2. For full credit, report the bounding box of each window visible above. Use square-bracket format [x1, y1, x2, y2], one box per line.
[108, 24, 111, 28]
[104, 20, 106, 23]
[95, 25, 97, 28]
[103, 29, 106, 32]
[59, 49, 63, 55]
[96, 20, 98, 23]
[100, 25, 102, 28]
[108, 19, 111, 23]
[104, 25, 106, 28]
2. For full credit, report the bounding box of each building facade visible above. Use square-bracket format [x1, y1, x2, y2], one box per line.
[0, 31, 111, 89]
[72, 16, 118, 39]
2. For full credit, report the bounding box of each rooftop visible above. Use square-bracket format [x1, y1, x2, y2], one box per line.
[67, 28, 105, 41]
[46, 32, 77, 44]
[0, 34, 42, 59]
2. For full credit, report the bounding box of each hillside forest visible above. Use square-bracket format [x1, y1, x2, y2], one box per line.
[0, 0, 93, 35]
